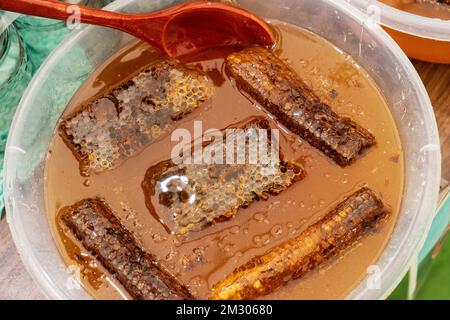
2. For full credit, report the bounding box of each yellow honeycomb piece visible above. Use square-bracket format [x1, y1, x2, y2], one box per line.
[60, 60, 213, 175]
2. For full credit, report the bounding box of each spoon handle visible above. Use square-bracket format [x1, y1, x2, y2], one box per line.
[0, 0, 130, 31]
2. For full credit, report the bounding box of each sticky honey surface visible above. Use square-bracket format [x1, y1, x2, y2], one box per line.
[45, 22, 404, 300]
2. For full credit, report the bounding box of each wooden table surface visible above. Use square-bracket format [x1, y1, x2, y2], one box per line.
[0, 60, 448, 300]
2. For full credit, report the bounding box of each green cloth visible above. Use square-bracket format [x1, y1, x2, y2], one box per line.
[0, 1, 111, 217]
[416, 232, 450, 299]
[389, 231, 450, 300]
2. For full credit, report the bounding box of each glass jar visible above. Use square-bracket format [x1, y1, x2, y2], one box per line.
[14, 0, 110, 72]
[0, 13, 33, 214]
[0, 16, 32, 152]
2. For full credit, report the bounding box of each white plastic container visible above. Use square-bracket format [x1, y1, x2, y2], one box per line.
[4, 0, 441, 299]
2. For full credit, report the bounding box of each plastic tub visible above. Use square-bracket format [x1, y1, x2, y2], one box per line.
[4, 0, 441, 299]
[349, 0, 450, 64]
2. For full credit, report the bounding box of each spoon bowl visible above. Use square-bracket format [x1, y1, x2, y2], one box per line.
[0, 0, 275, 58]
[161, 2, 275, 57]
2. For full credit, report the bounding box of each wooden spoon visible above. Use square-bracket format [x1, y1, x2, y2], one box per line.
[0, 0, 275, 58]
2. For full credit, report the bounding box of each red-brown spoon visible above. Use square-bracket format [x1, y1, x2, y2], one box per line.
[0, 0, 275, 58]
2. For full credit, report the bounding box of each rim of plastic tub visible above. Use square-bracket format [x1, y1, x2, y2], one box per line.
[349, 0, 450, 42]
[4, 0, 441, 300]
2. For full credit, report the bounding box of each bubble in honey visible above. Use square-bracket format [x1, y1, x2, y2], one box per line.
[230, 226, 240, 234]
[271, 225, 283, 237]
[223, 244, 235, 256]
[166, 249, 176, 261]
[152, 233, 167, 243]
[253, 212, 266, 222]
[261, 234, 271, 245]
[298, 59, 309, 68]
[88, 260, 98, 268]
[188, 276, 207, 295]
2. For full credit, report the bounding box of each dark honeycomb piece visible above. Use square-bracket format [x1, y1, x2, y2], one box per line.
[60, 60, 213, 175]
[210, 187, 387, 300]
[60, 198, 194, 300]
[225, 47, 375, 167]
[142, 118, 306, 234]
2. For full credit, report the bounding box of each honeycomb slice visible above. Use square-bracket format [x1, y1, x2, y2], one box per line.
[60, 60, 213, 175]
[142, 118, 306, 234]
[225, 47, 375, 167]
[60, 198, 194, 300]
[210, 187, 387, 300]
